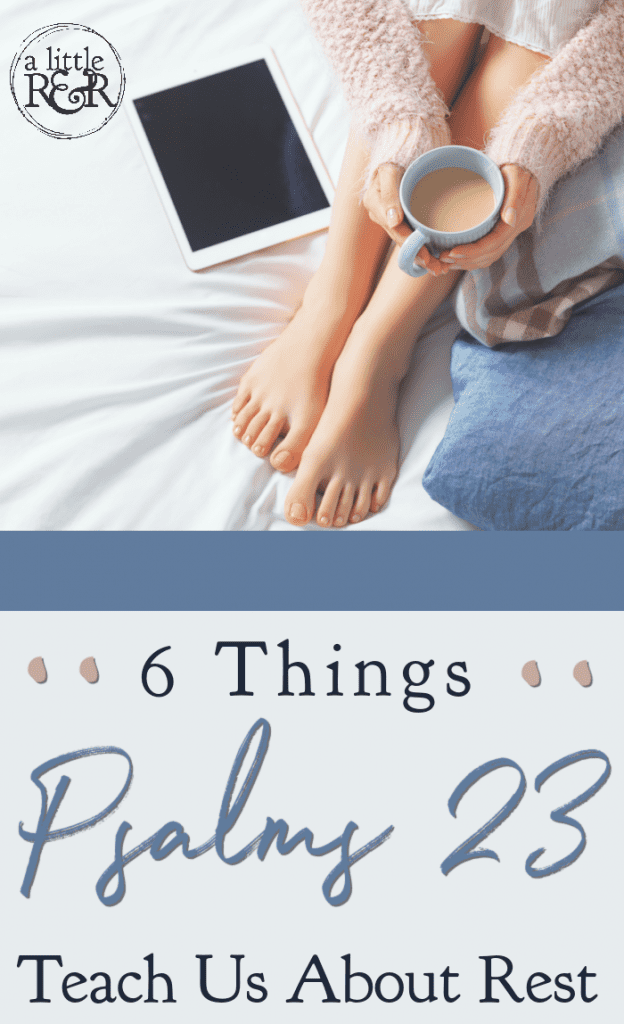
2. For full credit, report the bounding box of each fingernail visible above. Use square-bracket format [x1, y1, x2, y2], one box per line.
[253, 445, 264, 455]
[350, 513, 361, 523]
[289, 502, 307, 522]
[243, 434, 251, 445]
[319, 515, 329, 525]
[335, 516, 344, 526]
[441, 257, 456, 264]
[387, 207, 398, 226]
[503, 207, 517, 227]
[233, 426, 242, 437]
[414, 258, 424, 267]
[274, 451, 289, 466]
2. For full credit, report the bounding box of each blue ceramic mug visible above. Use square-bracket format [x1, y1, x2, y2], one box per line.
[397, 146, 505, 277]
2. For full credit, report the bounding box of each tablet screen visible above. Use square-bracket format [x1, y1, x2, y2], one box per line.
[133, 59, 330, 253]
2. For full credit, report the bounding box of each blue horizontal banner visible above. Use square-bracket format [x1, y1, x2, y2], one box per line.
[0, 533, 622, 611]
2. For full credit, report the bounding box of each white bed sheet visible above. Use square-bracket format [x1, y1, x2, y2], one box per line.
[0, 0, 473, 531]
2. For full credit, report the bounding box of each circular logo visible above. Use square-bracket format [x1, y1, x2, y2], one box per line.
[10, 23, 125, 139]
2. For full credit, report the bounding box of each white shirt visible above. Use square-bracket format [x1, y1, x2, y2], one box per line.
[406, 0, 604, 55]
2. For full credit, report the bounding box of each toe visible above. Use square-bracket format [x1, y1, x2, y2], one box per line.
[370, 477, 392, 514]
[316, 477, 344, 528]
[285, 464, 321, 527]
[270, 421, 316, 473]
[233, 402, 259, 440]
[368, 479, 385, 512]
[333, 483, 355, 527]
[349, 480, 373, 524]
[252, 416, 286, 458]
[232, 387, 251, 418]
[242, 410, 270, 448]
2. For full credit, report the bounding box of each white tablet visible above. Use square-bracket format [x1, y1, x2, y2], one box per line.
[126, 46, 334, 270]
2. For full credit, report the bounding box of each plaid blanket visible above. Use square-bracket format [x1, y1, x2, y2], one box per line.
[455, 124, 624, 347]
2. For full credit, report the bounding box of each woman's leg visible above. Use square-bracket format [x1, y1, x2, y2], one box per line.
[230, 127, 391, 473]
[231, 19, 482, 473]
[447, 33, 550, 150]
[284, 33, 550, 527]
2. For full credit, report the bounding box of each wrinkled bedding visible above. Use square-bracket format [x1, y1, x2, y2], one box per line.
[0, 0, 472, 530]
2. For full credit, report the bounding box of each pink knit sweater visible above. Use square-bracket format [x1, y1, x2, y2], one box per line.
[300, 0, 624, 210]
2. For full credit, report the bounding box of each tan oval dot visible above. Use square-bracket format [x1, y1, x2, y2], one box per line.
[521, 660, 541, 687]
[80, 657, 99, 684]
[573, 660, 592, 687]
[28, 657, 47, 684]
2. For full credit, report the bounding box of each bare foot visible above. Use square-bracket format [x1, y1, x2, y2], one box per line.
[283, 329, 401, 528]
[232, 284, 361, 474]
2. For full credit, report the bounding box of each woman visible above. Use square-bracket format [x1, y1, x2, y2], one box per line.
[232, 0, 624, 527]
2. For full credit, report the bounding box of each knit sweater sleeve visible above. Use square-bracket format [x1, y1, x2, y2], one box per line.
[486, 0, 624, 212]
[299, 0, 450, 186]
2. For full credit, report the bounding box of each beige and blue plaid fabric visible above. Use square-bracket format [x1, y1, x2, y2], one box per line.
[455, 123, 624, 347]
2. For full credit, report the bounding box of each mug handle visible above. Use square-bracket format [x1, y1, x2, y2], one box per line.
[398, 228, 428, 278]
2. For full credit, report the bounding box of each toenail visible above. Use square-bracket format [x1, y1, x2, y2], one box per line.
[253, 445, 264, 455]
[289, 502, 307, 522]
[319, 515, 329, 525]
[274, 451, 289, 466]
[234, 426, 242, 437]
[351, 513, 361, 523]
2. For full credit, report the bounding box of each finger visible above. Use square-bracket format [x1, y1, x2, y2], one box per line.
[444, 253, 503, 271]
[440, 245, 507, 271]
[414, 245, 434, 273]
[500, 165, 525, 228]
[366, 199, 408, 245]
[388, 222, 412, 245]
[376, 164, 405, 230]
[417, 246, 453, 276]
[446, 219, 515, 261]
[458, 255, 504, 270]
[367, 208, 411, 246]
[456, 243, 514, 270]
[499, 164, 537, 229]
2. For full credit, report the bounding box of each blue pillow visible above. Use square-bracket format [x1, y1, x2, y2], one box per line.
[422, 282, 624, 530]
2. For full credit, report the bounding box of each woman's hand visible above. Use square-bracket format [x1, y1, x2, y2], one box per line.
[363, 163, 443, 274]
[363, 162, 538, 277]
[363, 163, 412, 243]
[435, 164, 539, 273]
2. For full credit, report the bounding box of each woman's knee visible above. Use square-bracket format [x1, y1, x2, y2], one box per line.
[414, 18, 483, 108]
[448, 34, 551, 149]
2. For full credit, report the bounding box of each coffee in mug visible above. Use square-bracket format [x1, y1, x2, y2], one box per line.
[397, 145, 505, 278]
[409, 167, 496, 232]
